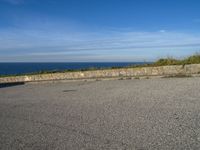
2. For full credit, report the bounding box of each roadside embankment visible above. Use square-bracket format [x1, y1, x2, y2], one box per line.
[1, 64, 200, 84]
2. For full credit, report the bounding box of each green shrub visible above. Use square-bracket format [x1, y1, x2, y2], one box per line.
[181, 54, 200, 64]
[153, 58, 180, 66]
[152, 53, 200, 66]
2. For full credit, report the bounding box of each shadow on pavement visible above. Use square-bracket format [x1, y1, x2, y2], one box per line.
[63, 89, 77, 92]
[0, 82, 25, 88]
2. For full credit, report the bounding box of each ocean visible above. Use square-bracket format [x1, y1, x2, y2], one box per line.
[0, 62, 148, 75]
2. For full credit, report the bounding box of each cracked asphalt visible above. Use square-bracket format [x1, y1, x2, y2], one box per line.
[1, 78, 200, 149]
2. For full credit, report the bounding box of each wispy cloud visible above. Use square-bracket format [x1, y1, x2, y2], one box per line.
[159, 30, 166, 33]
[0, 20, 200, 62]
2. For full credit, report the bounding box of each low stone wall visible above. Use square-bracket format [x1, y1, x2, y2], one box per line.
[1, 64, 200, 84]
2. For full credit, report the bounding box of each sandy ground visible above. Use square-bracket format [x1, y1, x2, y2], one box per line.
[1, 78, 200, 149]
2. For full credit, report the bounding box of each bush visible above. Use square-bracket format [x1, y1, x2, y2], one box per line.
[153, 58, 180, 66]
[182, 54, 200, 64]
[152, 53, 200, 66]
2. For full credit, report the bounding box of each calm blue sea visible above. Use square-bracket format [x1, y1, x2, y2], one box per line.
[0, 62, 148, 75]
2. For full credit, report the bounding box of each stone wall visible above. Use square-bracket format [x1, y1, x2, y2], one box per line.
[1, 64, 200, 84]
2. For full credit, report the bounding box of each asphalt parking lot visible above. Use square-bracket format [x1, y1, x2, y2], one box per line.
[1, 78, 200, 149]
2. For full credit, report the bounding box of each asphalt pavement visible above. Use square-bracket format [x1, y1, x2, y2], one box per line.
[1, 78, 200, 149]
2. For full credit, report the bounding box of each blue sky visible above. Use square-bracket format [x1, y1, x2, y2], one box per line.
[0, 0, 200, 62]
